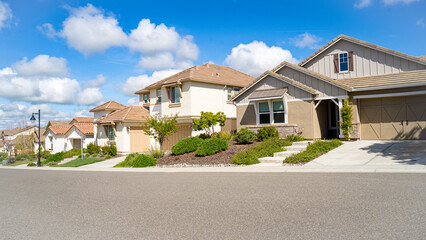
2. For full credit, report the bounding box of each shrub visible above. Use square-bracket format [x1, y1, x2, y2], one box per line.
[101, 145, 111, 155]
[214, 131, 234, 141]
[110, 144, 117, 156]
[172, 137, 204, 155]
[27, 162, 36, 167]
[101, 144, 117, 156]
[256, 126, 279, 142]
[85, 153, 91, 158]
[148, 148, 165, 159]
[114, 153, 138, 167]
[7, 157, 16, 164]
[284, 139, 342, 164]
[196, 133, 211, 139]
[64, 149, 80, 159]
[87, 142, 101, 155]
[105, 155, 111, 159]
[16, 154, 35, 161]
[339, 97, 353, 141]
[41, 150, 50, 159]
[132, 154, 157, 168]
[42, 152, 65, 166]
[195, 138, 228, 157]
[284, 134, 305, 142]
[234, 128, 257, 144]
[46, 162, 58, 166]
[231, 138, 290, 165]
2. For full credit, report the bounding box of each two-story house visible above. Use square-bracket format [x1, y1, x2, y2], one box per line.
[233, 35, 426, 140]
[135, 63, 255, 150]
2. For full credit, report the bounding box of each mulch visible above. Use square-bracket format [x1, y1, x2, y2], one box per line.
[156, 141, 257, 166]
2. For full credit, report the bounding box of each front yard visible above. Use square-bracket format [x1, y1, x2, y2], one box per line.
[53, 157, 106, 167]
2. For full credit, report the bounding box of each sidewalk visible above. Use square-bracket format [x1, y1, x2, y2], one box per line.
[78, 156, 126, 169]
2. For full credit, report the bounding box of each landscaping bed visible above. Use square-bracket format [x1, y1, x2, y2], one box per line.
[157, 141, 258, 166]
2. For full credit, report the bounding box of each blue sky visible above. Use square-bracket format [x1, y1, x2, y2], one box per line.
[0, 0, 425, 129]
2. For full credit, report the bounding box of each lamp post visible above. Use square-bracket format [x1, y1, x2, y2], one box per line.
[30, 109, 41, 167]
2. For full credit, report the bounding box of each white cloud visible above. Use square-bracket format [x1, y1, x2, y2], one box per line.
[382, 0, 420, 5]
[225, 41, 298, 76]
[74, 108, 92, 117]
[37, 23, 57, 39]
[138, 52, 176, 69]
[290, 33, 322, 49]
[0, 1, 12, 30]
[85, 74, 107, 88]
[12, 55, 68, 76]
[121, 69, 180, 96]
[417, 18, 425, 27]
[127, 97, 139, 106]
[354, 0, 372, 8]
[60, 4, 127, 55]
[77, 88, 103, 105]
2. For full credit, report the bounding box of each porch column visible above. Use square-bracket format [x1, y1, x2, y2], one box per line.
[338, 98, 343, 139]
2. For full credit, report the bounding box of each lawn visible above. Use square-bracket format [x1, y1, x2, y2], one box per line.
[7, 160, 37, 166]
[53, 157, 105, 167]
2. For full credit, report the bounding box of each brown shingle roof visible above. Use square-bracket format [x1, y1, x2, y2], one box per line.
[47, 125, 72, 135]
[90, 100, 126, 112]
[299, 34, 426, 67]
[339, 69, 426, 90]
[66, 123, 94, 135]
[418, 56, 426, 62]
[70, 117, 94, 124]
[95, 106, 150, 124]
[135, 63, 255, 94]
[48, 120, 70, 127]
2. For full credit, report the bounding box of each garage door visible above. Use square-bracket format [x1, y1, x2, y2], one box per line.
[130, 127, 150, 153]
[162, 124, 192, 151]
[360, 95, 426, 140]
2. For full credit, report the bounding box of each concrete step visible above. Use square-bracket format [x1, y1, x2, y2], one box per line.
[258, 157, 285, 164]
[284, 146, 307, 152]
[291, 141, 314, 146]
[274, 151, 300, 157]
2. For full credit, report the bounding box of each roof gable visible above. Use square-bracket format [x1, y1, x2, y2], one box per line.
[95, 106, 150, 124]
[90, 100, 126, 112]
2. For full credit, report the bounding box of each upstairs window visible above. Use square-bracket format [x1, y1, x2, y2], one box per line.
[170, 86, 180, 104]
[143, 94, 150, 104]
[227, 87, 241, 101]
[339, 53, 349, 72]
[157, 89, 161, 103]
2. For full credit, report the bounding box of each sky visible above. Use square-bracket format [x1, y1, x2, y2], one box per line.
[0, 0, 425, 129]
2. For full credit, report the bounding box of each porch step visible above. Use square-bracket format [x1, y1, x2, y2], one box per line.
[291, 141, 314, 146]
[259, 141, 312, 164]
[283, 146, 307, 152]
[258, 156, 286, 163]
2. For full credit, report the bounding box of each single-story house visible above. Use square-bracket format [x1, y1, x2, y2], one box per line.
[232, 35, 426, 140]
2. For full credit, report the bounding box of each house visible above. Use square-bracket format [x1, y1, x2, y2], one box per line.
[134, 63, 255, 150]
[1, 126, 38, 154]
[232, 35, 426, 140]
[91, 103, 151, 153]
[44, 117, 95, 153]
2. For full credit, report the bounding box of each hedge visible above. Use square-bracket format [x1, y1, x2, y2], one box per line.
[234, 128, 257, 144]
[195, 138, 228, 157]
[172, 137, 204, 155]
[256, 126, 279, 142]
[132, 154, 157, 168]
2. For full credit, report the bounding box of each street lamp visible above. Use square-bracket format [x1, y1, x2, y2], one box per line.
[30, 109, 41, 167]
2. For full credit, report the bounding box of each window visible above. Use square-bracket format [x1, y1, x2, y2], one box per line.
[143, 94, 150, 104]
[227, 87, 241, 100]
[157, 89, 161, 103]
[108, 125, 115, 141]
[339, 53, 349, 72]
[49, 136, 53, 150]
[170, 86, 180, 103]
[258, 102, 270, 124]
[273, 101, 285, 123]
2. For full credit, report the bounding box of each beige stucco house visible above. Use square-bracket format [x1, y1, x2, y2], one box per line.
[232, 35, 426, 140]
[135, 63, 255, 150]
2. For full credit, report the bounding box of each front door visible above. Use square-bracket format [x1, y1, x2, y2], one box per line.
[73, 139, 82, 149]
[327, 100, 339, 139]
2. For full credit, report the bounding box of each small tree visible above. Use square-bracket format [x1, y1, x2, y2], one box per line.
[143, 114, 180, 150]
[192, 111, 226, 137]
[339, 97, 353, 141]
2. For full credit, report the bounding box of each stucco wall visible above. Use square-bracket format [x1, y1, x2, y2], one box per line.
[287, 101, 315, 139]
[45, 131, 66, 153]
[304, 40, 426, 79]
[236, 104, 256, 130]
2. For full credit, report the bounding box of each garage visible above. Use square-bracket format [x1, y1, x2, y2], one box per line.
[162, 124, 192, 151]
[129, 127, 151, 153]
[360, 95, 426, 140]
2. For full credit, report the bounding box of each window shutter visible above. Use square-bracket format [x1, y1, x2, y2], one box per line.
[348, 51, 354, 71]
[333, 54, 339, 73]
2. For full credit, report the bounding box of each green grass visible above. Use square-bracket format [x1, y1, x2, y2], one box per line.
[53, 158, 105, 167]
[7, 159, 37, 166]
[284, 139, 342, 164]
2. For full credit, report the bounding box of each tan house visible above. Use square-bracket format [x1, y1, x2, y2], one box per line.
[91, 101, 152, 153]
[135, 63, 255, 150]
[232, 35, 426, 140]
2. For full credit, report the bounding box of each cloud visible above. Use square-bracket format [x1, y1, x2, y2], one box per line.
[290, 33, 322, 49]
[0, 1, 12, 30]
[12, 55, 68, 76]
[74, 108, 92, 117]
[138, 52, 176, 69]
[127, 97, 139, 106]
[382, 0, 420, 5]
[354, 0, 372, 8]
[417, 18, 425, 27]
[77, 88, 103, 105]
[225, 41, 298, 76]
[121, 69, 180, 96]
[0, 103, 70, 129]
[37, 23, 57, 39]
[85, 74, 107, 88]
[59, 4, 127, 55]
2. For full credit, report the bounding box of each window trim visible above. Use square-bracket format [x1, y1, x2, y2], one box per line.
[254, 97, 288, 125]
[156, 89, 161, 103]
[170, 86, 180, 104]
[339, 52, 349, 73]
[143, 94, 150, 104]
[108, 125, 115, 141]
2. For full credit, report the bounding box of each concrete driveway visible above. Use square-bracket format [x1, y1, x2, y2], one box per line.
[306, 140, 426, 167]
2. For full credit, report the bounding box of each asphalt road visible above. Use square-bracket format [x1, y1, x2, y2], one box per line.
[0, 169, 425, 240]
